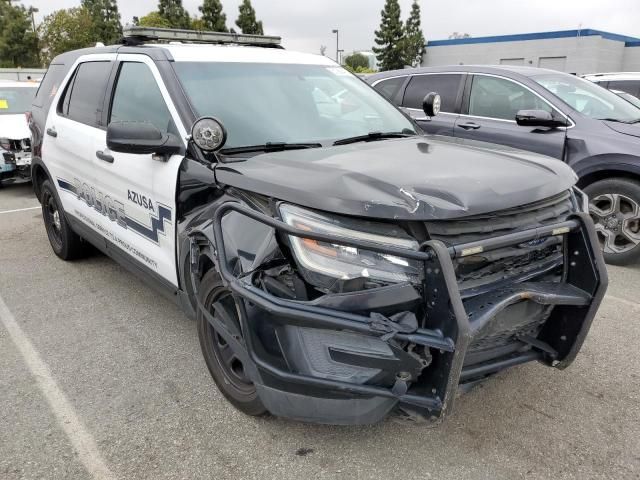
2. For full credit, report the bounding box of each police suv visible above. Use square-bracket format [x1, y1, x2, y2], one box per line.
[29, 27, 607, 425]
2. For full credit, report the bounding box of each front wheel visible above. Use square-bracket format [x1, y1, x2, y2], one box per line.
[197, 270, 267, 416]
[584, 178, 640, 266]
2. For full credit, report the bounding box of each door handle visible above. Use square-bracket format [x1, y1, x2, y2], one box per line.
[46, 127, 57, 138]
[95, 150, 114, 163]
[458, 122, 481, 130]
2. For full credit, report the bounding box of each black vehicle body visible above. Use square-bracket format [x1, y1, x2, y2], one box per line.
[30, 44, 607, 425]
[368, 65, 640, 182]
[368, 66, 640, 264]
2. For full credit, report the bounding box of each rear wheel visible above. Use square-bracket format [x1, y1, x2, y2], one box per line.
[41, 179, 85, 260]
[197, 270, 266, 416]
[584, 178, 640, 265]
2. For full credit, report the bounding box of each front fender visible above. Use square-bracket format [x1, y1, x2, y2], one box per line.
[570, 154, 640, 183]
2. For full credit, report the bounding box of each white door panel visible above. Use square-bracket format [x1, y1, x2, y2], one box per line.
[92, 56, 186, 287]
[90, 151, 182, 286]
[44, 110, 104, 224]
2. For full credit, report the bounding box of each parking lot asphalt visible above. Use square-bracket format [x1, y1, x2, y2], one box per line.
[0, 181, 639, 480]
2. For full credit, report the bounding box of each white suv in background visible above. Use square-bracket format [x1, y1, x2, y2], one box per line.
[0, 80, 38, 186]
[583, 72, 640, 98]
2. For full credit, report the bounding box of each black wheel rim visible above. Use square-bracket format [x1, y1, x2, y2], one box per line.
[43, 191, 63, 250]
[205, 289, 253, 393]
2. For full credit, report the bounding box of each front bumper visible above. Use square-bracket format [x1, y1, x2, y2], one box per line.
[199, 203, 607, 425]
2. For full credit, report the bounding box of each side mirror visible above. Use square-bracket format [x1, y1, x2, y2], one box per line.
[515, 110, 569, 128]
[106, 121, 182, 155]
[422, 92, 441, 117]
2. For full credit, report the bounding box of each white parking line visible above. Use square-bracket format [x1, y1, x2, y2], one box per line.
[0, 294, 117, 480]
[0, 206, 40, 215]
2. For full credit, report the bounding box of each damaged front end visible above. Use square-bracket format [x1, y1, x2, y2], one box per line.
[191, 191, 607, 425]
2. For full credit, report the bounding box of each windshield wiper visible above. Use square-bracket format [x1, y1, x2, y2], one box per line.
[219, 142, 322, 155]
[333, 130, 416, 146]
[598, 117, 640, 124]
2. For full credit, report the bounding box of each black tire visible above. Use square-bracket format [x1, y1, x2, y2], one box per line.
[40, 179, 85, 260]
[197, 269, 267, 416]
[584, 178, 640, 266]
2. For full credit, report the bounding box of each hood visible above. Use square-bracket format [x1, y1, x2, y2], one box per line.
[0, 114, 30, 140]
[602, 120, 640, 139]
[215, 136, 577, 221]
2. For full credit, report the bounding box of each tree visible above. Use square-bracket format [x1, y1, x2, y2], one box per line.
[158, 0, 191, 29]
[403, 0, 425, 67]
[199, 0, 228, 32]
[0, 2, 39, 68]
[138, 11, 171, 28]
[344, 53, 370, 70]
[39, 8, 95, 64]
[372, 0, 405, 71]
[236, 0, 263, 35]
[81, 0, 122, 45]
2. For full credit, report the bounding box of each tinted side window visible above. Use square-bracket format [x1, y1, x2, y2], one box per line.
[468, 75, 552, 121]
[607, 80, 640, 97]
[110, 62, 173, 134]
[374, 76, 406, 104]
[65, 61, 112, 126]
[402, 74, 463, 112]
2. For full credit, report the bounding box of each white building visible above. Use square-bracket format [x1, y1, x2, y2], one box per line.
[422, 29, 640, 75]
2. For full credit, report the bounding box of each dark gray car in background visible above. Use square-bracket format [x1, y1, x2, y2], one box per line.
[368, 66, 640, 265]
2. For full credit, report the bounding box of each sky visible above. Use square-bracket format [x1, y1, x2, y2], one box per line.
[25, 0, 640, 60]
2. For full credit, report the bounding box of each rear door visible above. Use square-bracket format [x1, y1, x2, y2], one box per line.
[399, 73, 465, 135]
[455, 74, 567, 159]
[92, 55, 187, 287]
[43, 56, 115, 224]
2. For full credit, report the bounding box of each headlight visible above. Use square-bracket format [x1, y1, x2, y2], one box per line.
[0, 138, 10, 151]
[279, 204, 423, 290]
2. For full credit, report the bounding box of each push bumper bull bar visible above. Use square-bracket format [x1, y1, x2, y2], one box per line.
[196, 202, 607, 423]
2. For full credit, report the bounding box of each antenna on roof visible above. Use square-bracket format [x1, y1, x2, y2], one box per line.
[121, 26, 283, 48]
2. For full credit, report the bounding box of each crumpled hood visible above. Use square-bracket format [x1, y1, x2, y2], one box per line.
[0, 114, 30, 140]
[215, 136, 578, 220]
[602, 120, 640, 139]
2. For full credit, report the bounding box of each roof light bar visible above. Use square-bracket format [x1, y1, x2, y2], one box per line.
[122, 26, 282, 47]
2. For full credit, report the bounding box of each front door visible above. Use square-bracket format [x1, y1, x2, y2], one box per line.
[454, 74, 567, 159]
[92, 55, 187, 287]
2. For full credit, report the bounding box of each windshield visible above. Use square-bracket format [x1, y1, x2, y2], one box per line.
[615, 91, 640, 109]
[173, 62, 416, 148]
[0, 86, 37, 115]
[533, 73, 640, 122]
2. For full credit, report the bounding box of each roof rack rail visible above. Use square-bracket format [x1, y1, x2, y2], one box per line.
[121, 26, 283, 48]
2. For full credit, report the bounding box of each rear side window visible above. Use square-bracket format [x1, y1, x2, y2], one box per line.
[33, 64, 65, 110]
[61, 61, 112, 127]
[373, 76, 406, 104]
[109, 62, 174, 134]
[607, 80, 640, 97]
[402, 74, 463, 112]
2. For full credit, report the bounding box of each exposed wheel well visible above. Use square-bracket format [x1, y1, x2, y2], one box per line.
[577, 170, 640, 189]
[31, 164, 50, 202]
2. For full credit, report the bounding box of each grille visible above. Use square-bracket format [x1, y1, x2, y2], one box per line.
[425, 191, 574, 294]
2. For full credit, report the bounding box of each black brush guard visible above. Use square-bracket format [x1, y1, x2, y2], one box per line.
[198, 202, 607, 422]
